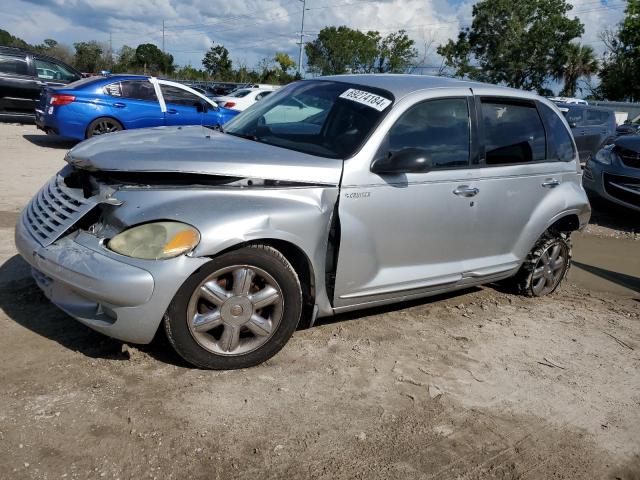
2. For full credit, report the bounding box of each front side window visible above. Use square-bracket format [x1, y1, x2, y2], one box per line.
[0, 54, 28, 75]
[160, 85, 201, 106]
[34, 58, 78, 82]
[224, 80, 394, 159]
[385, 98, 470, 169]
[585, 109, 610, 126]
[481, 99, 546, 165]
[539, 103, 576, 162]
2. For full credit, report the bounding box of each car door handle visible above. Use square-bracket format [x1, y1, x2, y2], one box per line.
[167, 109, 178, 114]
[453, 185, 479, 197]
[112, 102, 126, 108]
[542, 179, 560, 188]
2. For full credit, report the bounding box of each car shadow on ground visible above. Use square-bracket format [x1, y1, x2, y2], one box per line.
[572, 261, 640, 293]
[22, 134, 78, 150]
[1, 253, 486, 368]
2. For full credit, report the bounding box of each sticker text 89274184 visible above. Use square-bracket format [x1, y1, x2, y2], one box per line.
[338, 88, 392, 112]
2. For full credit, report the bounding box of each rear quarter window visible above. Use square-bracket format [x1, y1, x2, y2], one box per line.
[480, 98, 546, 165]
[539, 103, 576, 162]
[0, 54, 28, 76]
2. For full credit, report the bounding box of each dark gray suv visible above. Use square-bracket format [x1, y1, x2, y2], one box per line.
[557, 103, 616, 163]
[0, 46, 81, 117]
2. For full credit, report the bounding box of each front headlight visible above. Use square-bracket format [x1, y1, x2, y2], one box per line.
[593, 145, 614, 165]
[108, 221, 200, 260]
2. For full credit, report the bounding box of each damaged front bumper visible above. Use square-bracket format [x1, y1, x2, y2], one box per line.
[15, 212, 208, 344]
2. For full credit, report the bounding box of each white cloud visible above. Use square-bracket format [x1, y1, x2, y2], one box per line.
[1, 0, 626, 71]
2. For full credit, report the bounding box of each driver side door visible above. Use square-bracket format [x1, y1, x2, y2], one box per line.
[333, 94, 481, 308]
[159, 84, 205, 126]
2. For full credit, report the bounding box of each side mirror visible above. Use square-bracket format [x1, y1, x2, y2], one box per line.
[370, 148, 432, 174]
[569, 122, 577, 129]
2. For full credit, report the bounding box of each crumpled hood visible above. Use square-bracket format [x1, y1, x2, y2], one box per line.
[66, 125, 343, 186]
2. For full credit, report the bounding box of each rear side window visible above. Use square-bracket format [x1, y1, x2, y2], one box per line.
[0, 54, 28, 75]
[480, 99, 546, 165]
[564, 106, 584, 126]
[585, 109, 610, 126]
[105, 80, 157, 101]
[386, 98, 470, 169]
[539, 103, 576, 162]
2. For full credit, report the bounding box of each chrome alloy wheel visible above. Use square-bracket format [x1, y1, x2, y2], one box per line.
[531, 242, 568, 296]
[186, 265, 284, 356]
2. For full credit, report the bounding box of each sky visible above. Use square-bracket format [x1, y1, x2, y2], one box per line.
[0, 0, 627, 74]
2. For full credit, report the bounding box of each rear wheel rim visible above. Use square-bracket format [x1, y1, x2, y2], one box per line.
[186, 265, 284, 356]
[531, 242, 568, 295]
[92, 119, 120, 136]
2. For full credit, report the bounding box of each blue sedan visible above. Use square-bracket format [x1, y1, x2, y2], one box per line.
[35, 74, 240, 140]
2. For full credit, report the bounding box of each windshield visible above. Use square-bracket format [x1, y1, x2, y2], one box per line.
[223, 80, 394, 159]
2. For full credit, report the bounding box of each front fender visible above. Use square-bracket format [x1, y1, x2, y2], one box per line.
[107, 186, 340, 316]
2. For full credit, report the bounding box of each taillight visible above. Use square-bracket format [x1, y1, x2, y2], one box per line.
[50, 94, 76, 106]
[223, 102, 236, 108]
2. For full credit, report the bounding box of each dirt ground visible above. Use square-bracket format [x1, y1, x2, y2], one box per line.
[0, 122, 639, 479]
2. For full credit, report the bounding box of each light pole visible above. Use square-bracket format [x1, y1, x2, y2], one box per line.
[297, 0, 306, 76]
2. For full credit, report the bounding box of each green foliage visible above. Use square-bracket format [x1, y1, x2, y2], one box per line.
[437, 0, 583, 93]
[202, 44, 233, 79]
[73, 41, 104, 73]
[113, 45, 137, 73]
[557, 43, 598, 97]
[598, 0, 640, 102]
[377, 30, 418, 73]
[135, 43, 174, 74]
[0, 28, 30, 49]
[274, 52, 296, 73]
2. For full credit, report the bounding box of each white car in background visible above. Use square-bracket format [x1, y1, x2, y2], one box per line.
[215, 88, 275, 111]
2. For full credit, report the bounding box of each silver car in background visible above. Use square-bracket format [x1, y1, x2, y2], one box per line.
[15, 75, 590, 369]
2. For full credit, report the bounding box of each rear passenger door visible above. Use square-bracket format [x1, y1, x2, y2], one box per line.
[469, 92, 578, 272]
[582, 109, 612, 157]
[103, 79, 164, 129]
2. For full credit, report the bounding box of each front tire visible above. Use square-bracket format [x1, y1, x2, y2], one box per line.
[164, 245, 302, 369]
[510, 232, 572, 297]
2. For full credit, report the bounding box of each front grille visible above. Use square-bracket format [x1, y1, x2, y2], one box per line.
[603, 173, 640, 208]
[23, 175, 97, 247]
[616, 146, 640, 169]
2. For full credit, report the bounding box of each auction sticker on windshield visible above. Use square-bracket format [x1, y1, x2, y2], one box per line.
[339, 88, 392, 112]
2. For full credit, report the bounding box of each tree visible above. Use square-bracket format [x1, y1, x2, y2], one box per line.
[202, 44, 232, 79]
[437, 0, 583, 93]
[556, 43, 598, 97]
[274, 52, 296, 73]
[73, 41, 104, 73]
[113, 45, 136, 73]
[305, 26, 379, 75]
[305, 26, 416, 75]
[377, 30, 418, 73]
[0, 29, 30, 48]
[598, 0, 640, 102]
[34, 39, 74, 65]
[135, 43, 174, 74]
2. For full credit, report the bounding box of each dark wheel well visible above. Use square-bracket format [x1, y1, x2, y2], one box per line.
[549, 214, 580, 233]
[210, 240, 316, 328]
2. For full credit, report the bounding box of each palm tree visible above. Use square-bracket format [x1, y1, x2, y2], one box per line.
[558, 43, 599, 97]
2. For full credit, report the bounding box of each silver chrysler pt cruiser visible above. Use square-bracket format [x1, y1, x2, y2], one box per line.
[16, 75, 590, 369]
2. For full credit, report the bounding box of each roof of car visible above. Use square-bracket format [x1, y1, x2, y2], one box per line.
[553, 101, 612, 112]
[319, 74, 520, 99]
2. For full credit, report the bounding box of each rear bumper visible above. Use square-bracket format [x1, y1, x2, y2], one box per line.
[15, 214, 208, 344]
